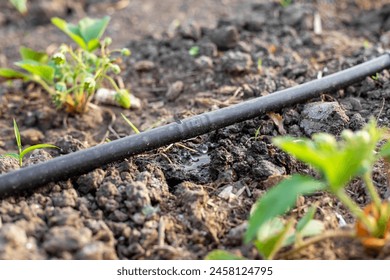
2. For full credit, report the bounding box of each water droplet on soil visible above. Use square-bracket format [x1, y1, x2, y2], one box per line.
[196, 144, 208, 154]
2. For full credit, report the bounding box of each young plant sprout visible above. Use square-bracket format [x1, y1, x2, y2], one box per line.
[1, 119, 57, 167]
[9, 0, 27, 14]
[207, 119, 390, 259]
[0, 16, 131, 114]
[189, 46, 200, 57]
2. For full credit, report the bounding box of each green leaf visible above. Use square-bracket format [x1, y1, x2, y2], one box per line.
[20, 47, 48, 63]
[51, 17, 87, 50]
[299, 220, 325, 237]
[10, 0, 27, 14]
[283, 219, 325, 248]
[273, 120, 382, 192]
[15, 60, 54, 83]
[51, 16, 110, 52]
[189, 46, 200, 56]
[379, 141, 390, 159]
[1, 153, 20, 160]
[256, 217, 285, 241]
[87, 39, 101, 53]
[245, 175, 325, 243]
[296, 205, 317, 232]
[254, 219, 294, 260]
[20, 144, 58, 160]
[13, 119, 22, 154]
[78, 16, 110, 45]
[205, 250, 245, 260]
[0, 68, 29, 80]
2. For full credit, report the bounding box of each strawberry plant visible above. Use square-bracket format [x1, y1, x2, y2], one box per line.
[207, 119, 390, 259]
[0, 16, 131, 114]
[1, 119, 57, 167]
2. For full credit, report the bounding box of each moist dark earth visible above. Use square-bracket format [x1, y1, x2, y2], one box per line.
[1, 0, 390, 259]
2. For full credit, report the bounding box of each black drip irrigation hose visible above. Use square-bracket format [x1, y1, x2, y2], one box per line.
[1, 53, 390, 197]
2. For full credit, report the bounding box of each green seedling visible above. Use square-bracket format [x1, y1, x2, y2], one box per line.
[279, 0, 292, 7]
[371, 72, 380, 81]
[208, 120, 390, 259]
[0, 17, 131, 114]
[207, 177, 326, 260]
[1, 119, 57, 167]
[51, 16, 110, 52]
[9, 0, 27, 14]
[257, 58, 262, 72]
[189, 46, 200, 57]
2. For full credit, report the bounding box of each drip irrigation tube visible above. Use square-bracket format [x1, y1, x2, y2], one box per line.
[1, 53, 390, 197]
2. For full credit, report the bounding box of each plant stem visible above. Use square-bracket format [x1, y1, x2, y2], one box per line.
[363, 171, 382, 209]
[336, 190, 375, 233]
[103, 75, 120, 91]
[277, 229, 355, 259]
[34, 78, 55, 96]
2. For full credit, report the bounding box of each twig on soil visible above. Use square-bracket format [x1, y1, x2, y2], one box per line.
[158, 216, 166, 246]
[108, 126, 121, 140]
[96, 108, 117, 144]
[175, 143, 197, 153]
[376, 98, 386, 122]
[277, 229, 356, 259]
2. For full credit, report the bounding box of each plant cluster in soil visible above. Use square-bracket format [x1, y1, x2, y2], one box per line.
[0, 0, 390, 259]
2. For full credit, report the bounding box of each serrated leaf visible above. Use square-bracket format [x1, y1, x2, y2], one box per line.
[20, 144, 58, 159]
[273, 120, 382, 192]
[20, 47, 48, 63]
[52, 16, 110, 52]
[205, 250, 245, 260]
[245, 175, 325, 243]
[79, 16, 110, 44]
[254, 219, 294, 260]
[0, 68, 29, 80]
[51, 17, 87, 50]
[15, 60, 54, 83]
[296, 205, 317, 232]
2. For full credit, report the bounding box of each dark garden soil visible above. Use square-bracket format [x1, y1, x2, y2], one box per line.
[1, 0, 390, 260]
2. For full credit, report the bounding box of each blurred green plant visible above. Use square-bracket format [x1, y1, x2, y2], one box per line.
[0, 17, 131, 114]
[207, 119, 390, 259]
[1, 119, 57, 167]
[189, 46, 200, 57]
[9, 0, 27, 14]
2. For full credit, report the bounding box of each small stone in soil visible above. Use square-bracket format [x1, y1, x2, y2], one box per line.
[43, 226, 92, 254]
[221, 51, 253, 74]
[208, 25, 239, 50]
[179, 21, 201, 40]
[300, 101, 349, 136]
[20, 128, 44, 145]
[252, 160, 285, 180]
[24, 149, 53, 166]
[195, 56, 213, 70]
[166, 81, 184, 101]
[0, 157, 19, 174]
